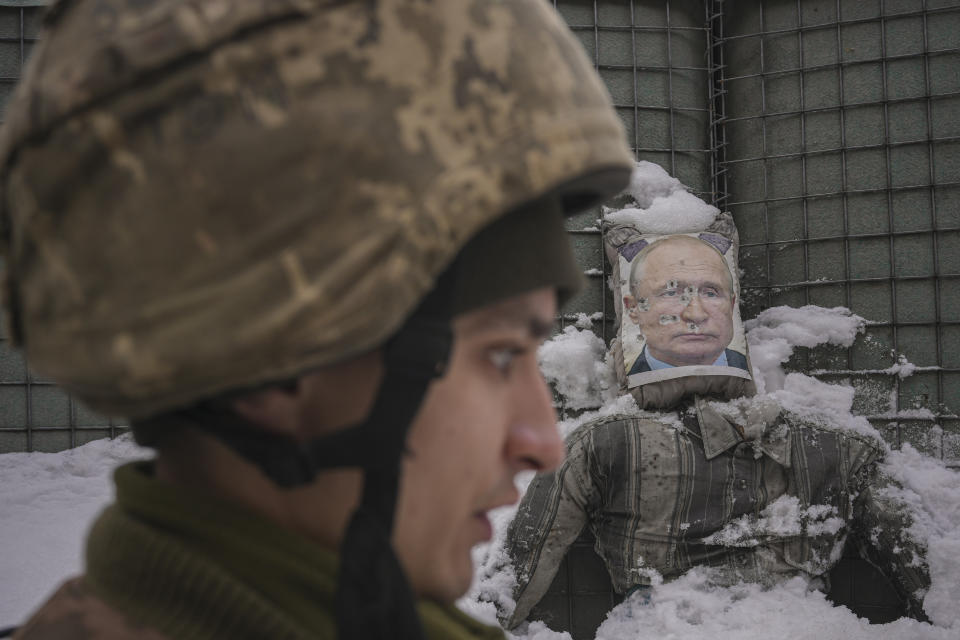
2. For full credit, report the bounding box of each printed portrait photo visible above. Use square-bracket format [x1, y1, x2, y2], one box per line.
[618, 233, 751, 387]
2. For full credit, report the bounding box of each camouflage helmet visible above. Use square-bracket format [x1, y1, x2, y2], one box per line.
[0, 0, 633, 419]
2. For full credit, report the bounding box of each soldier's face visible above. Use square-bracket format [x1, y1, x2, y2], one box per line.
[392, 287, 564, 602]
[625, 240, 735, 367]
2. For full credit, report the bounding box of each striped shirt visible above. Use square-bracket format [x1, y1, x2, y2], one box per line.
[504, 397, 929, 628]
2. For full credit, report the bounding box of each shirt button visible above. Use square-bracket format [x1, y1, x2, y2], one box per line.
[738, 479, 747, 490]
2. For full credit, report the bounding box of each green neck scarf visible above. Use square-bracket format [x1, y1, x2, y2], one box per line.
[83, 462, 504, 640]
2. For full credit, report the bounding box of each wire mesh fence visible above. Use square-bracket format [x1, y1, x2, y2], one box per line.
[0, 2, 127, 451]
[721, 0, 960, 463]
[0, 0, 957, 467]
[540, 3, 959, 637]
[557, 0, 959, 469]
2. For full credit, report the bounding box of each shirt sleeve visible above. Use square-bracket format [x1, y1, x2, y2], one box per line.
[501, 430, 598, 629]
[851, 456, 932, 621]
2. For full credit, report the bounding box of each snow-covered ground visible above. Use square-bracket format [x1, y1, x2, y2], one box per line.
[0, 435, 149, 625]
[461, 163, 960, 639]
[3, 310, 957, 637]
[459, 304, 960, 639]
[2, 163, 957, 638]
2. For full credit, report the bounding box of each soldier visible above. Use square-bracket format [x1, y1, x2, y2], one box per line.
[0, 1, 633, 638]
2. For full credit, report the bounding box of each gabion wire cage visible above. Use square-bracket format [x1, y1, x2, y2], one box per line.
[0, 0, 957, 469]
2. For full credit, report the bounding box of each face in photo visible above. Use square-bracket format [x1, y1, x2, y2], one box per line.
[622, 235, 744, 375]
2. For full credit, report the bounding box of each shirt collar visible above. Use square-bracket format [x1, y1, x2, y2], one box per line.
[644, 346, 673, 370]
[694, 396, 791, 466]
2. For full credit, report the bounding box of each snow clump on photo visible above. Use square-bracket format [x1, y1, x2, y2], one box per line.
[603, 161, 719, 234]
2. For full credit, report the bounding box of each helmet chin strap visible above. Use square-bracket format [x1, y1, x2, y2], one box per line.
[183, 265, 457, 640]
[332, 269, 455, 640]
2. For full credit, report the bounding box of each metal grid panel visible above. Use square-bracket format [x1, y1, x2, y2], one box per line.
[544, 2, 717, 634]
[0, 4, 126, 452]
[0, 1, 957, 466]
[0, 3, 38, 119]
[536, 8, 957, 636]
[554, 0, 714, 355]
[722, 0, 960, 465]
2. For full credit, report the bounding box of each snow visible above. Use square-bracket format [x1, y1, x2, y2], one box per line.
[888, 354, 919, 379]
[538, 326, 618, 411]
[876, 445, 960, 628]
[0, 150, 956, 639]
[0, 155, 955, 640]
[594, 569, 958, 640]
[555, 393, 666, 440]
[743, 305, 865, 395]
[604, 162, 720, 234]
[0, 435, 148, 625]
[1, 303, 958, 636]
[877, 407, 936, 420]
[738, 305, 884, 442]
[701, 495, 845, 547]
[463, 299, 960, 638]
[466, 163, 960, 638]
[572, 312, 604, 329]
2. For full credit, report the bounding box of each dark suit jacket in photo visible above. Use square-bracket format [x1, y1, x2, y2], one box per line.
[628, 348, 748, 376]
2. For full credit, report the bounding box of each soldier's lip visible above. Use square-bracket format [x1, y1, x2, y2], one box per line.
[485, 486, 520, 512]
[473, 513, 493, 542]
[472, 487, 520, 543]
[474, 487, 520, 524]
[675, 333, 716, 339]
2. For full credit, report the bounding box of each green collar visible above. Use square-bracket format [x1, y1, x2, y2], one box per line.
[83, 462, 503, 640]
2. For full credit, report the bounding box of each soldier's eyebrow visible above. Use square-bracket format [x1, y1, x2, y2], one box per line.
[459, 299, 555, 341]
[525, 316, 555, 341]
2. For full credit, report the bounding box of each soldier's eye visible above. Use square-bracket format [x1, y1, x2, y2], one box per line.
[488, 347, 524, 377]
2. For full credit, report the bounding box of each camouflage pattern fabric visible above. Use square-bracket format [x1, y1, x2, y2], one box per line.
[0, 0, 633, 418]
[13, 579, 172, 640]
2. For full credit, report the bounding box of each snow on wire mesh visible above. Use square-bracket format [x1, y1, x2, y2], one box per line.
[463, 301, 960, 638]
